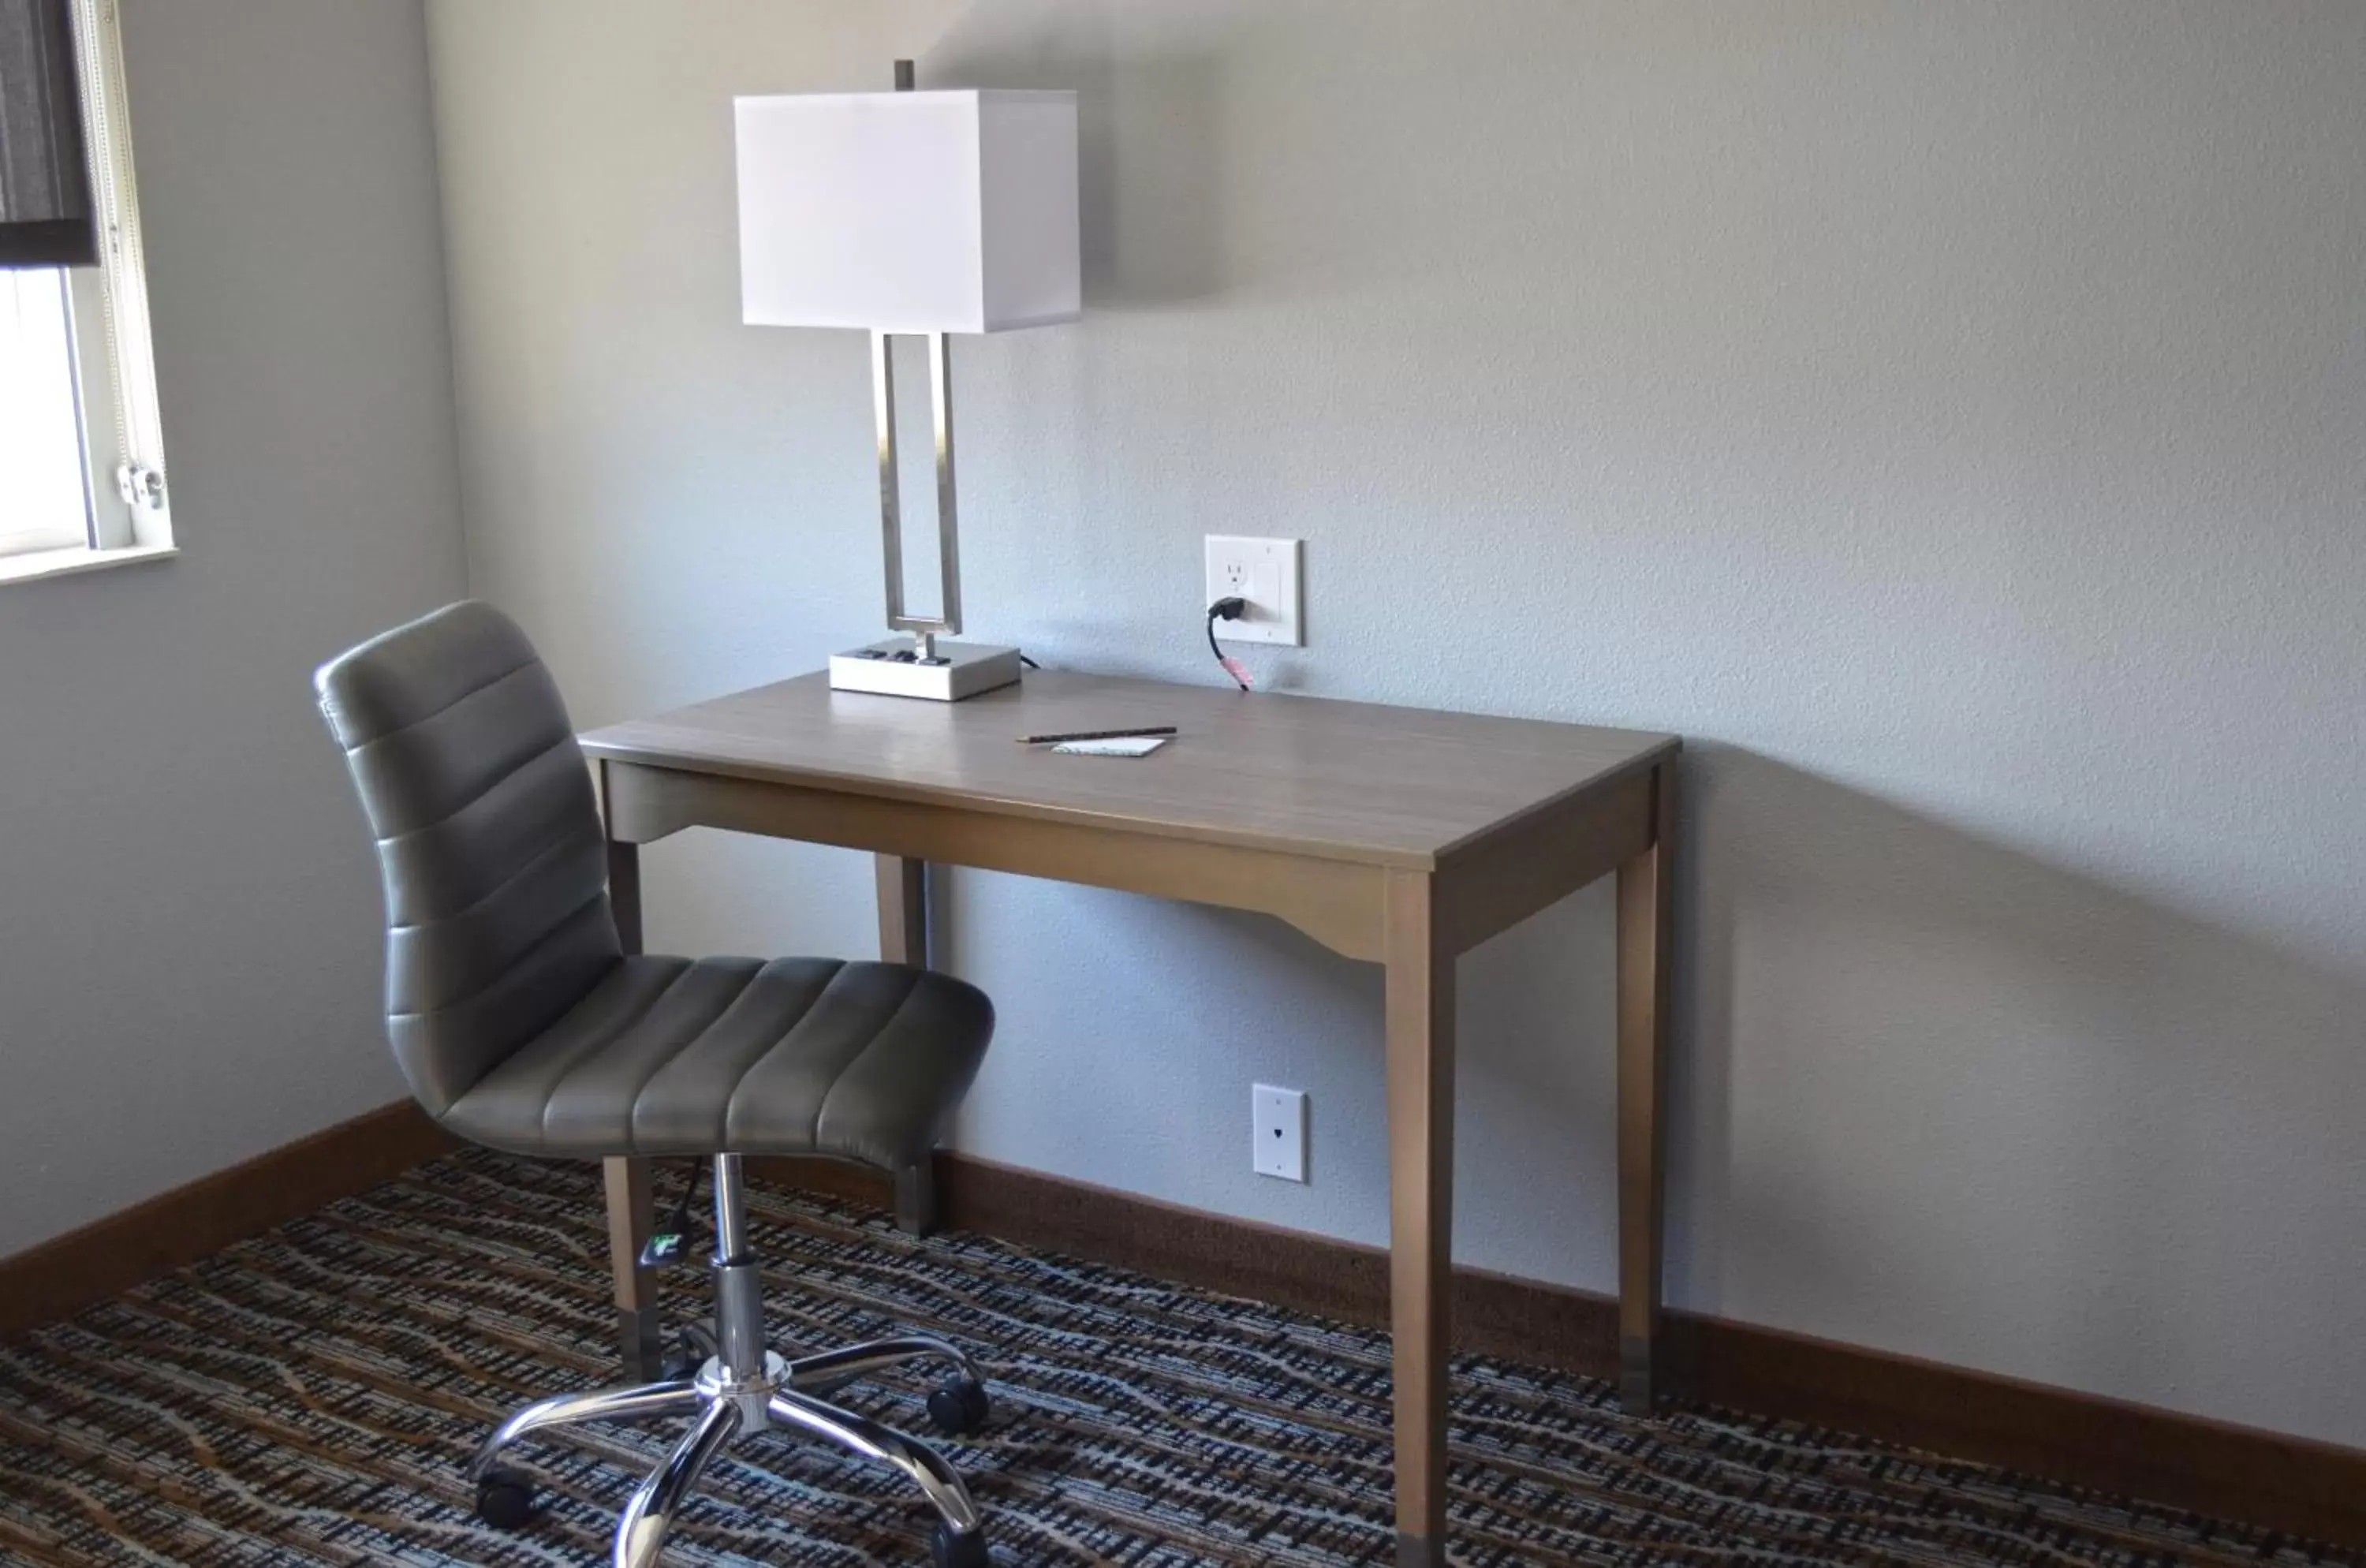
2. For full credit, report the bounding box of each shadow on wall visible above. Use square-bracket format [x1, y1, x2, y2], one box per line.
[1677, 745, 2364, 1404]
[930, 2, 1230, 309]
[933, 733, 2365, 1428]
[922, 0, 1875, 318]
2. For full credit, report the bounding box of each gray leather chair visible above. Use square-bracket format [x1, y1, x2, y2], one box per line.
[315, 602, 997, 1568]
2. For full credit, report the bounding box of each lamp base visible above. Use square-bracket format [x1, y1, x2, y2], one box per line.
[829, 639, 1022, 702]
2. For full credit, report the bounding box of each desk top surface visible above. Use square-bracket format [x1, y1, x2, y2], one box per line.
[580, 670, 1677, 870]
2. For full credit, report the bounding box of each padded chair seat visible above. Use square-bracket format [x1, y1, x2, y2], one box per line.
[442, 955, 992, 1170]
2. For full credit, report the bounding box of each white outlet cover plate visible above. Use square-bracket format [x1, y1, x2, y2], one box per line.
[1252, 1083, 1308, 1182]
[1205, 535, 1303, 647]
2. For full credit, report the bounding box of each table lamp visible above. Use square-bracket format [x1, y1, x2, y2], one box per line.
[735, 62, 1080, 700]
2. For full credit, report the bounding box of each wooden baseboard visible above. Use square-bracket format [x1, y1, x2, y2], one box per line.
[0, 1100, 453, 1343]
[754, 1151, 2366, 1555]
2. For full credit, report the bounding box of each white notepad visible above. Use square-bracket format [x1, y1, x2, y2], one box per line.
[1051, 735, 1170, 757]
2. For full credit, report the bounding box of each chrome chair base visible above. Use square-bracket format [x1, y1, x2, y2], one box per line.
[467, 1156, 993, 1568]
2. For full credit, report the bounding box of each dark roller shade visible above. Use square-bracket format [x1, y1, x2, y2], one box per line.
[0, 0, 95, 268]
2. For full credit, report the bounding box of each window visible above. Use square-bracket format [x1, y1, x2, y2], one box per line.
[0, 268, 87, 554]
[0, 0, 169, 582]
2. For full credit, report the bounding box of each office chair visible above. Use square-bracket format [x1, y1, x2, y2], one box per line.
[315, 602, 998, 1568]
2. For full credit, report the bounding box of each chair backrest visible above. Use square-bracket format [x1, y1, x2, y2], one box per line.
[314, 601, 621, 1117]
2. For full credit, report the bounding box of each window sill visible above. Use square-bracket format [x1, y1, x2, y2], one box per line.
[0, 541, 177, 587]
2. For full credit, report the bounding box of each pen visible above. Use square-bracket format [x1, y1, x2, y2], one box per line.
[1017, 726, 1178, 745]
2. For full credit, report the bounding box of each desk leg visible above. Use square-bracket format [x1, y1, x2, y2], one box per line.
[1615, 760, 1675, 1413]
[875, 853, 928, 967]
[1384, 870, 1454, 1567]
[875, 855, 939, 1236]
[605, 1155, 661, 1379]
[604, 831, 662, 1380]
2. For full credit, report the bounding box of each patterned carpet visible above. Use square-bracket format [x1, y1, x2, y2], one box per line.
[0, 1149, 2353, 1567]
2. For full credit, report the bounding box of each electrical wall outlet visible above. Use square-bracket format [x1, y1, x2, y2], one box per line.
[1252, 1084, 1308, 1182]
[1205, 536, 1304, 646]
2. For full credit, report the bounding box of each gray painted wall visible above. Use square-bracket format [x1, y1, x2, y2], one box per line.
[0, 0, 462, 1255]
[427, 1, 2366, 1446]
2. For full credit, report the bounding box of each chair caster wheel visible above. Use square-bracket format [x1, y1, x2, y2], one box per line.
[931, 1522, 990, 1568]
[927, 1374, 991, 1436]
[473, 1464, 537, 1529]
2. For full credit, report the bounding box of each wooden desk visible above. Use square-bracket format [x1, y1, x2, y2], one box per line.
[579, 669, 1678, 1566]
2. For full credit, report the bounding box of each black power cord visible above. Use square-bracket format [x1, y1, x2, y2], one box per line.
[1206, 596, 1249, 690]
[638, 1162, 704, 1270]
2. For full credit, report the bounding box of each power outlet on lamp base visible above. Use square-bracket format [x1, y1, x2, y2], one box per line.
[1253, 1084, 1308, 1183]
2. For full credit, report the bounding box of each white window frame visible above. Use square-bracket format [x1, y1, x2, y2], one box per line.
[0, 0, 170, 585]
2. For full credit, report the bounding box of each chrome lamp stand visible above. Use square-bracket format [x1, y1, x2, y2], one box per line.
[827, 328, 1023, 701]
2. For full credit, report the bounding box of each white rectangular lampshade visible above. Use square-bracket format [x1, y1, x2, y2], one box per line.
[736, 89, 1080, 335]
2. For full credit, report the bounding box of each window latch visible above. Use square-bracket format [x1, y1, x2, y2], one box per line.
[116, 463, 166, 510]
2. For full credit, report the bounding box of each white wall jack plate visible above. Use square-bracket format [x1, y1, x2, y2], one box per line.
[1252, 1084, 1308, 1183]
[1205, 536, 1304, 646]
